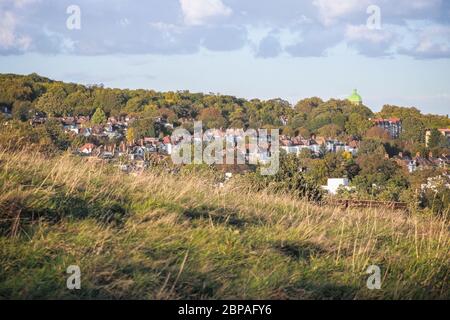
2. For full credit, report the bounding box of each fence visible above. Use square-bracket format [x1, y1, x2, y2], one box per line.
[326, 199, 409, 211]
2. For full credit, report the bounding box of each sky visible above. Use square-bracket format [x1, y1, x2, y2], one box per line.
[0, 0, 450, 115]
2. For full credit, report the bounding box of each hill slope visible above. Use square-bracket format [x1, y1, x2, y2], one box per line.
[0, 150, 448, 299]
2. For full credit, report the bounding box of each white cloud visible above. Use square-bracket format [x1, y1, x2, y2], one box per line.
[397, 0, 441, 10]
[345, 24, 393, 44]
[0, 0, 39, 8]
[180, 0, 232, 26]
[406, 25, 450, 58]
[0, 11, 16, 47]
[313, 0, 370, 26]
[0, 11, 31, 50]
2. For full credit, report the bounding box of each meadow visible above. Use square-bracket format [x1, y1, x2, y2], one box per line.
[0, 150, 448, 299]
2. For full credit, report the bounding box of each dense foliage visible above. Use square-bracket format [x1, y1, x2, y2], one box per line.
[0, 73, 449, 215]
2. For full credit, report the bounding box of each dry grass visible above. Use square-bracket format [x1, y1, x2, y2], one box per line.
[0, 149, 448, 299]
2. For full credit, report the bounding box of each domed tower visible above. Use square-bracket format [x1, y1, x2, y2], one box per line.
[348, 89, 362, 106]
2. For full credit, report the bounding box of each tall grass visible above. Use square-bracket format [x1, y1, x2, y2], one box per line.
[0, 149, 448, 299]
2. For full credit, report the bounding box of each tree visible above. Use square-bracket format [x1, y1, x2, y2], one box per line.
[297, 127, 310, 138]
[91, 108, 107, 125]
[43, 119, 71, 150]
[229, 107, 247, 128]
[12, 101, 32, 121]
[358, 139, 386, 156]
[198, 107, 226, 129]
[282, 126, 295, 137]
[365, 126, 390, 142]
[401, 117, 425, 144]
[345, 113, 372, 138]
[93, 88, 127, 116]
[35, 85, 70, 117]
[132, 117, 157, 138]
[428, 129, 443, 149]
[158, 107, 177, 123]
[294, 97, 323, 114]
[318, 124, 342, 138]
[65, 89, 94, 116]
[248, 152, 323, 201]
[126, 127, 136, 144]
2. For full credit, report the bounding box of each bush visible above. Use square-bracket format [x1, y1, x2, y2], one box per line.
[243, 152, 323, 201]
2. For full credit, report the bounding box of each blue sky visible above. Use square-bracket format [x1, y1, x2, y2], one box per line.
[0, 0, 450, 115]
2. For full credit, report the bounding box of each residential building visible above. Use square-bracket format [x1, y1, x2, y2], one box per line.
[371, 118, 402, 139]
[322, 178, 350, 195]
[79, 143, 96, 155]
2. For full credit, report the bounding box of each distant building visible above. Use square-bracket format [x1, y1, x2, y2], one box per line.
[322, 178, 350, 195]
[425, 128, 450, 147]
[371, 118, 402, 139]
[348, 89, 363, 106]
[79, 143, 96, 155]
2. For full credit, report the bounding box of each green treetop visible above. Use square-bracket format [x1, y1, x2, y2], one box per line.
[91, 107, 107, 125]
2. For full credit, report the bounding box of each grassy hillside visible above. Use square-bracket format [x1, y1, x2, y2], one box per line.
[0, 150, 448, 299]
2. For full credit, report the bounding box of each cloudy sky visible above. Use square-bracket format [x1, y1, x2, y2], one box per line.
[1, 0, 450, 114]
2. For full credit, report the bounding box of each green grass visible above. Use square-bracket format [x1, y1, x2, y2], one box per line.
[0, 150, 448, 299]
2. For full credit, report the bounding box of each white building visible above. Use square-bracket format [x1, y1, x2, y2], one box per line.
[322, 178, 350, 195]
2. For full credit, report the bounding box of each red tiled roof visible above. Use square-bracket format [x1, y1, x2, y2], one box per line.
[80, 143, 95, 151]
[372, 118, 401, 124]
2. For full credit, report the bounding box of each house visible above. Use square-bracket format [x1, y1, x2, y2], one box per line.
[371, 118, 402, 139]
[322, 178, 350, 195]
[92, 125, 105, 136]
[61, 118, 80, 134]
[348, 139, 360, 149]
[118, 141, 128, 155]
[29, 115, 46, 126]
[79, 143, 96, 155]
[131, 146, 146, 159]
[100, 144, 116, 159]
[159, 142, 173, 155]
[79, 127, 92, 137]
[413, 153, 434, 171]
[144, 137, 159, 145]
[393, 153, 416, 173]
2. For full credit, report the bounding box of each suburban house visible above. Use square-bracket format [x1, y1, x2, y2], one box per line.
[280, 134, 358, 156]
[394, 151, 450, 173]
[79, 143, 96, 155]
